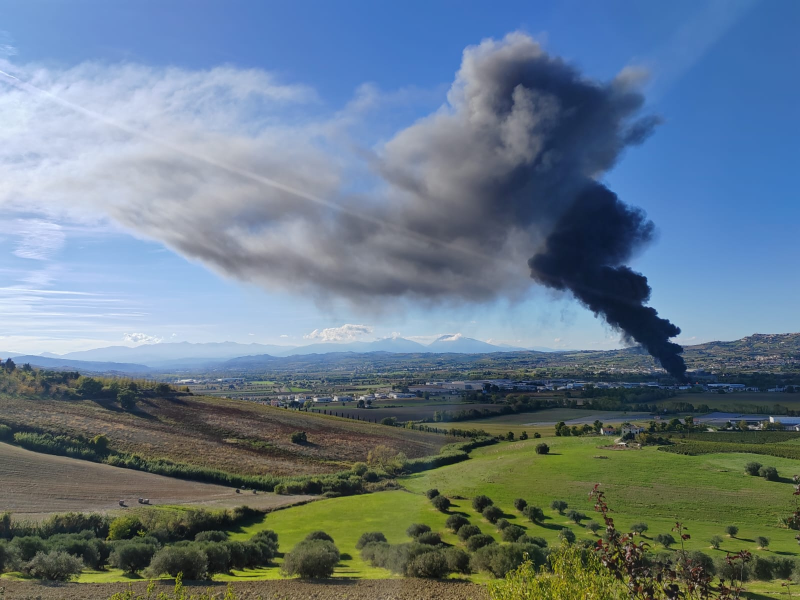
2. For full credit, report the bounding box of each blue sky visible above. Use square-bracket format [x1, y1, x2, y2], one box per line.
[0, 0, 798, 354]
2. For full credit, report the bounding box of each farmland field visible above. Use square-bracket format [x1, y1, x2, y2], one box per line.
[0, 393, 446, 476]
[0, 442, 312, 516]
[317, 399, 501, 422]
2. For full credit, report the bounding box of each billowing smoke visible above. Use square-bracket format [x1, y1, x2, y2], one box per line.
[0, 32, 685, 376]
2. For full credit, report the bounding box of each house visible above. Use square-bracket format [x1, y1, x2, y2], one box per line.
[621, 425, 645, 435]
[333, 395, 353, 403]
[389, 392, 416, 399]
[601, 427, 617, 436]
[312, 396, 332, 403]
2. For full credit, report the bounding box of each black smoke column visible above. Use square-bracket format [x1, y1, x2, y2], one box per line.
[529, 183, 687, 381]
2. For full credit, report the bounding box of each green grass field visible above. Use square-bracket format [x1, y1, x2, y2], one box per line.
[69, 435, 800, 599]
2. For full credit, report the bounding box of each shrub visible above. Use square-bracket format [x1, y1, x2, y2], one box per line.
[407, 549, 450, 578]
[305, 530, 334, 543]
[290, 431, 307, 444]
[46, 532, 108, 570]
[533, 432, 542, 438]
[444, 547, 471, 574]
[362, 470, 379, 482]
[714, 554, 751, 582]
[501, 525, 525, 542]
[466, 534, 495, 552]
[445, 514, 469, 533]
[630, 522, 649, 535]
[558, 528, 576, 545]
[566, 510, 587, 525]
[197, 541, 231, 575]
[431, 495, 450, 512]
[496, 518, 510, 531]
[745, 461, 763, 476]
[472, 495, 493, 512]
[523, 505, 544, 523]
[195, 530, 228, 543]
[457, 524, 481, 541]
[752, 556, 775, 581]
[550, 499, 568, 514]
[107, 515, 143, 540]
[10, 536, 47, 561]
[759, 466, 779, 481]
[351, 462, 368, 476]
[356, 532, 387, 550]
[655, 533, 676, 548]
[416, 532, 441, 546]
[0, 541, 19, 572]
[586, 521, 601, 534]
[518, 535, 548, 547]
[725, 525, 739, 538]
[709, 535, 723, 549]
[425, 489, 440, 499]
[282, 539, 339, 578]
[148, 545, 208, 580]
[535, 443, 550, 455]
[483, 506, 504, 524]
[224, 541, 248, 570]
[513, 498, 527, 512]
[756, 536, 770, 549]
[24, 550, 83, 581]
[406, 524, 431, 539]
[472, 543, 546, 578]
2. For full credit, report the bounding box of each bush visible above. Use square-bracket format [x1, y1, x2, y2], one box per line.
[407, 550, 450, 578]
[46, 532, 109, 570]
[714, 555, 751, 582]
[10, 536, 47, 561]
[630, 522, 649, 535]
[745, 461, 763, 476]
[107, 515, 143, 540]
[406, 524, 431, 539]
[471, 543, 546, 578]
[533, 432, 542, 438]
[565, 510, 587, 525]
[416, 531, 441, 546]
[550, 499, 568, 514]
[655, 533, 676, 548]
[709, 535, 723, 549]
[513, 498, 528, 512]
[148, 545, 208, 580]
[425, 488, 440, 499]
[496, 518, 510, 531]
[305, 530, 334, 543]
[431, 495, 451, 512]
[196, 541, 231, 575]
[472, 495, 493, 512]
[586, 521, 601, 534]
[466, 534, 495, 552]
[24, 550, 83, 581]
[483, 506, 504, 524]
[501, 525, 525, 542]
[290, 431, 307, 444]
[356, 532, 387, 550]
[558, 528, 576, 545]
[0, 541, 19, 572]
[535, 443, 550, 455]
[756, 536, 770, 549]
[523, 505, 544, 523]
[282, 539, 340, 578]
[457, 524, 481, 541]
[759, 466, 779, 481]
[445, 547, 471, 574]
[362, 470, 379, 482]
[726, 525, 739, 538]
[445, 514, 470, 532]
[518, 535, 548, 547]
[195, 530, 228, 543]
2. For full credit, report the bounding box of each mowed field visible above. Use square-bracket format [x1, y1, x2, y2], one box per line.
[0, 394, 446, 476]
[0, 442, 312, 516]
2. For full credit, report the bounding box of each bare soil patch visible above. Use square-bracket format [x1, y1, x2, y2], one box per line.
[0, 442, 312, 517]
[0, 578, 488, 600]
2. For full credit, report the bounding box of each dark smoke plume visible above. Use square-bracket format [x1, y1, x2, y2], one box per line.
[528, 184, 687, 380]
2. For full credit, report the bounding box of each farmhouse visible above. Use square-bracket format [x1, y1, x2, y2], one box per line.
[601, 426, 617, 436]
[621, 424, 645, 435]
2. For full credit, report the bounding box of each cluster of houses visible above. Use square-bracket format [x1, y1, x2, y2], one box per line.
[600, 424, 646, 437]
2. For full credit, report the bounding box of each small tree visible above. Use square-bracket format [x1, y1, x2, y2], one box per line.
[472, 495, 494, 513]
[290, 431, 308, 444]
[533, 432, 542, 438]
[655, 533, 676, 548]
[147, 546, 208, 580]
[550, 499, 568, 514]
[501, 525, 525, 542]
[482, 506, 503, 524]
[535, 443, 550, 455]
[407, 550, 450, 578]
[24, 550, 83, 581]
[416, 531, 441, 546]
[445, 514, 469, 533]
[425, 488, 440, 499]
[744, 461, 763, 476]
[709, 535, 723, 549]
[117, 388, 138, 410]
[111, 543, 157, 575]
[355, 532, 386, 550]
[281, 539, 339, 578]
[725, 525, 739, 538]
[406, 523, 431, 539]
[431, 495, 450, 512]
[756, 536, 770, 549]
[630, 522, 649, 536]
[558, 528, 576, 545]
[514, 498, 528, 512]
[759, 466, 779, 481]
[586, 521, 601, 534]
[457, 525, 481, 541]
[496, 518, 510, 531]
[466, 534, 495, 552]
[520, 431, 529, 440]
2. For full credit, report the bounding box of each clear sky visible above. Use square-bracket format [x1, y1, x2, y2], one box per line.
[0, 0, 798, 354]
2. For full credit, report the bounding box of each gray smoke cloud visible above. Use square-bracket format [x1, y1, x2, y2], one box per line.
[0, 33, 685, 373]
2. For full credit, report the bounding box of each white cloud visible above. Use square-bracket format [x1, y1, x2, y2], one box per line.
[303, 324, 373, 343]
[123, 332, 163, 345]
[0, 31, 16, 59]
[12, 220, 65, 261]
[279, 334, 289, 338]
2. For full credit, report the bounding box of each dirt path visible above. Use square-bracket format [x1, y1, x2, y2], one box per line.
[0, 442, 313, 517]
[0, 579, 489, 600]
